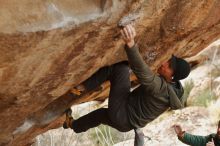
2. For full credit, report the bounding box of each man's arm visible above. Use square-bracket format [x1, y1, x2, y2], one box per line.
[180, 132, 209, 146]
[121, 25, 184, 109]
[125, 45, 159, 86]
[174, 125, 209, 146]
[121, 25, 162, 92]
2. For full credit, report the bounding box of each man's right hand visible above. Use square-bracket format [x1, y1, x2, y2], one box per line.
[173, 125, 185, 138]
[206, 139, 215, 146]
[120, 24, 136, 48]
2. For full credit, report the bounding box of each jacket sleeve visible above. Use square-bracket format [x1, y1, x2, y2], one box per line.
[178, 132, 209, 146]
[124, 44, 162, 93]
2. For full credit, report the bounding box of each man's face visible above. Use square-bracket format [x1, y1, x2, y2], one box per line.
[157, 60, 174, 81]
[217, 123, 220, 138]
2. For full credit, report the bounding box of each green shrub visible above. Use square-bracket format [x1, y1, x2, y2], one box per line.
[88, 125, 131, 146]
[193, 88, 218, 107]
[183, 79, 194, 106]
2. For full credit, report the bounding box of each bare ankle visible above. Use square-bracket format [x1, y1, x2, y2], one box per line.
[76, 84, 86, 92]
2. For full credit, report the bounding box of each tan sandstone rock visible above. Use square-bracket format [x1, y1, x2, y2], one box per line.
[0, 0, 220, 145]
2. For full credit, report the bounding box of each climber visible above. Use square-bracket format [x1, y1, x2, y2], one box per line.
[63, 24, 191, 146]
[173, 121, 220, 146]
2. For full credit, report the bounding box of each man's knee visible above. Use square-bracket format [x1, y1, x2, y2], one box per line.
[113, 61, 129, 68]
[112, 61, 129, 73]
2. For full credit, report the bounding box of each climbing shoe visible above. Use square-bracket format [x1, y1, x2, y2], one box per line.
[71, 88, 82, 96]
[71, 84, 86, 96]
[63, 108, 74, 129]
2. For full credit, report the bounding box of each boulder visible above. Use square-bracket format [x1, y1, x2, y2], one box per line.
[0, 0, 220, 145]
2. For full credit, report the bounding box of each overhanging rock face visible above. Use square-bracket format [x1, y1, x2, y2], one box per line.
[0, 0, 220, 145]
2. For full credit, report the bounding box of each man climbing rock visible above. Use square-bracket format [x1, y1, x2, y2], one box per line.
[63, 24, 191, 145]
[174, 120, 220, 146]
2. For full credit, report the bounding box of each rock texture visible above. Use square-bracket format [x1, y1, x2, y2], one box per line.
[0, 0, 220, 146]
[115, 107, 217, 146]
[184, 42, 220, 105]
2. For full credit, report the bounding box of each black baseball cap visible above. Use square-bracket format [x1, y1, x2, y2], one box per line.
[170, 55, 191, 81]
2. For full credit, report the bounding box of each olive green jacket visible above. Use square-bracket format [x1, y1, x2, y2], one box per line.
[125, 44, 184, 128]
[179, 132, 220, 146]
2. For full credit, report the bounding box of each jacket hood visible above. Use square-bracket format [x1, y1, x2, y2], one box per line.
[168, 81, 184, 110]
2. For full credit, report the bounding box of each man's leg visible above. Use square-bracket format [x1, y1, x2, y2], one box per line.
[72, 108, 114, 133]
[108, 61, 131, 110]
[70, 62, 131, 132]
[80, 65, 112, 92]
[107, 62, 132, 131]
